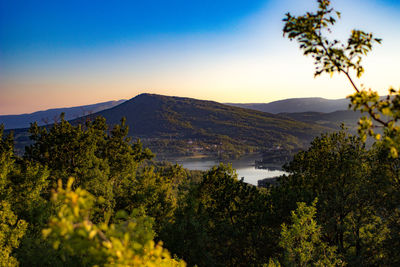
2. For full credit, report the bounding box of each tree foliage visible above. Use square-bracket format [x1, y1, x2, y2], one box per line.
[0, 118, 191, 266]
[283, 0, 399, 158]
[163, 164, 274, 267]
[43, 178, 185, 266]
[0, 126, 28, 267]
[278, 200, 343, 267]
[0, 201, 27, 267]
[272, 130, 391, 265]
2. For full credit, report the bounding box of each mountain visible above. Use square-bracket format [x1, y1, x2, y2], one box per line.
[227, 97, 350, 114]
[0, 100, 126, 129]
[226, 97, 367, 135]
[78, 93, 334, 158]
[278, 110, 363, 130]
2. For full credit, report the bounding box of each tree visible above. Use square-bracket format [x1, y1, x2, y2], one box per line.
[282, 1, 400, 264]
[283, 0, 399, 158]
[43, 178, 185, 266]
[272, 130, 390, 265]
[0, 126, 28, 267]
[17, 115, 188, 265]
[0, 201, 27, 267]
[25, 115, 153, 222]
[369, 143, 400, 265]
[163, 164, 274, 267]
[271, 200, 343, 267]
[0, 125, 14, 199]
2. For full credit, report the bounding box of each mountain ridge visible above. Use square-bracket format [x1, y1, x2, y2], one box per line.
[0, 100, 126, 129]
[1, 95, 358, 130]
[75, 93, 334, 158]
[6, 94, 359, 158]
[226, 97, 350, 114]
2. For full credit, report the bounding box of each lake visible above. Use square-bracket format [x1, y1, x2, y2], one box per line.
[169, 154, 286, 186]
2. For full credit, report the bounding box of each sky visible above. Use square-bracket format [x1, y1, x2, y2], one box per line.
[0, 0, 399, 115]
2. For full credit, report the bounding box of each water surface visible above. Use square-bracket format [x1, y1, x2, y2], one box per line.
[171, 155, 286, 186]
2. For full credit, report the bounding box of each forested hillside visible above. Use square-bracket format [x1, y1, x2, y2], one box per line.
[83, 93, 332, 158]
[227, 97, 350, 113]
[8, 94, 337, 159]
[278, 110, 363, 131]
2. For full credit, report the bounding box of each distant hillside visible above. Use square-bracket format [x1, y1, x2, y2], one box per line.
[78, 94, 334, 158]
[227, 97, 350, 114]
[278, 110, 363, 130]
[0, 100, 126, 129]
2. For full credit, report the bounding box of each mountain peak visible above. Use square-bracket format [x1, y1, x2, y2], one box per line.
[92, 94, 330, 147]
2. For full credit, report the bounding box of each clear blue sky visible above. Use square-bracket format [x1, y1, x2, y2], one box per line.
[1, 0, 399, 114]
[0, 0, 266, 53]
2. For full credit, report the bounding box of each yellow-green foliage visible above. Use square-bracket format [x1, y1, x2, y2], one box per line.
[0, 201, 27, 267]
[274, 130, 391, 265]
[0, 126, 28, 267]
[283, 0, 399, 158]
[43, 178, 185, 267]
[268, 200, 344, 267]
[279, 200, 343, 267]
[349, 89, 400, 158]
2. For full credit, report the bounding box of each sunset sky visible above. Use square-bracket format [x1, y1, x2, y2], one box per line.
[1, 0, 399, 115]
